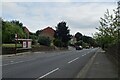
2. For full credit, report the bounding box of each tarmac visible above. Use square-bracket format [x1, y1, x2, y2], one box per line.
[76, 48, 119, 79]
[1, 48, 119, 79]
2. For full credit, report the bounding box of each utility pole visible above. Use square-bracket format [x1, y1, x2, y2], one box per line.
[15, 34, 18, 54]
[117, 1, 120, 78]
[117, 1, 120, 45]
[118, 1, 120, 28]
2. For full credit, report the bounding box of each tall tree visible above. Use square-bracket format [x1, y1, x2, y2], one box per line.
[36, 30, 42, 36]
[94, 8, 120, 49]
[55, 21, 71, 47]
[11, 20, 23, 28]
[2, 20, 25, 43]
[75, 32, 82, 41]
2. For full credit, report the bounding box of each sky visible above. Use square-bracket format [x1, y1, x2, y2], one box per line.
[1, 0, 119, 37]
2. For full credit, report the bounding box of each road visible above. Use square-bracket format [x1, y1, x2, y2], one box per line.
[2, 48, 99, 79]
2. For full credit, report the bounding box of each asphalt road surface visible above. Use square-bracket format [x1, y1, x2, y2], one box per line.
[2, 48, 99, 79]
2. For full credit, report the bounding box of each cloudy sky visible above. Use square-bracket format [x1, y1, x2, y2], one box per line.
[2, 0, 119, 37]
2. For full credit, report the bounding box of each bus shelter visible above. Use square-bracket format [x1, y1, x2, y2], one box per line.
[15, 39, 32, 54]
[15, 39, 32, 48]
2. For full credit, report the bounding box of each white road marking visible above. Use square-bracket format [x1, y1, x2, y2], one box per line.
[2, 61, 24, 66]
[2, 57, 41, 66]
[10, 61, 14, 62]
[36, 68, 59, 80]
[82, 54, 85, 56]
[68, 57, 79, 64]
[82, 54, 87, 56]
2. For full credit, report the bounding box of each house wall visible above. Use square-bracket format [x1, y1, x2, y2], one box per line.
[40, 27, 55, 40]
[23, 27, 30, 39]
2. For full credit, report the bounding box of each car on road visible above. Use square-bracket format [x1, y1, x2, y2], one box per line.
[75, 46, 82, 50]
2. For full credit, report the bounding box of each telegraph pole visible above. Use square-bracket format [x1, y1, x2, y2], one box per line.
[117, 1, 120, 78]
[15, 34, 18, 54]
[117, 1, 120, 47]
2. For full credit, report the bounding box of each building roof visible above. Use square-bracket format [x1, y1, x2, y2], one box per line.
[23, 26, 30, 33]
[42, 27, 55, 31]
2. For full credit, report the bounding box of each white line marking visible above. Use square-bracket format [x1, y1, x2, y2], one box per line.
[82, 54, 87, 56]
[36, 68, 59, 80]
[2, 61, 24, 66]
[2, 58, 38, 66]
[68, 57, 79, 64]
[10, 61, 14, 62]
[82, 55, 84, 56]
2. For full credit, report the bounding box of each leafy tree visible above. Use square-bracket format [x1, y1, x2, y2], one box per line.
[11, 20, 23, 28]
[75, 32, 82, 41]
[2, 20, 25, 43]
[82, 36, 95, 46]
[29, 32, 38, 45]
[54, 21, 71, 47]
[36, 30, 42, 36]
[94, 8, 120, 49]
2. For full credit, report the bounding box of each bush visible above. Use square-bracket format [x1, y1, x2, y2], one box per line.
[75, 41, 82, 46]
[38, 36, 51, 46]
[53, 39, 63, 47]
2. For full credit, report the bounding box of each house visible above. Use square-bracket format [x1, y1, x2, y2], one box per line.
[39, 27, 55, 40]
[23, 27, 30, 39]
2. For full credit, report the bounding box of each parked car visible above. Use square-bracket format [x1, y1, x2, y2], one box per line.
[76, 46, 82, 50]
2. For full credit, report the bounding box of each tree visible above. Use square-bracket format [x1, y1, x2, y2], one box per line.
[94, 8, 120, 49]
[2, 20, 25, 43]
[75, 32, 82, 41]
[29, 32, 38, 45]
[54, 21, 71, 47]
[53, 38, 63, 47]
[36, 30, 42, 36]
[11, 20, 23, 28]
[82, 36, 95, 46]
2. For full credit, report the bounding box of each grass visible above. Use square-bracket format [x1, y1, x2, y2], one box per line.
[2, 44, 22, 47]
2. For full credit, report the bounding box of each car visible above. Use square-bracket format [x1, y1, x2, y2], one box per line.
[76, 46, 82, 50]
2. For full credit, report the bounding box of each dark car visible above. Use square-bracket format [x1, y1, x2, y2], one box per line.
[76, 46, 82, 50]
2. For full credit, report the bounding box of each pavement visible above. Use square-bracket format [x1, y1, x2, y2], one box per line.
[76, 48, 119, 78]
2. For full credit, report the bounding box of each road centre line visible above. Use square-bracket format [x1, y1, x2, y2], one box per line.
[82, 53, 87, 56]
[68, 57, 79, 64]
[2, 58, 38, 66]
[2, 61, 24, 66]
[36, 68, 59, 80]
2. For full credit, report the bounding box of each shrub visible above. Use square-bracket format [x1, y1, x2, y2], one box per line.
[53, 39, 63, 47]
[38, 36, 51, 46]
